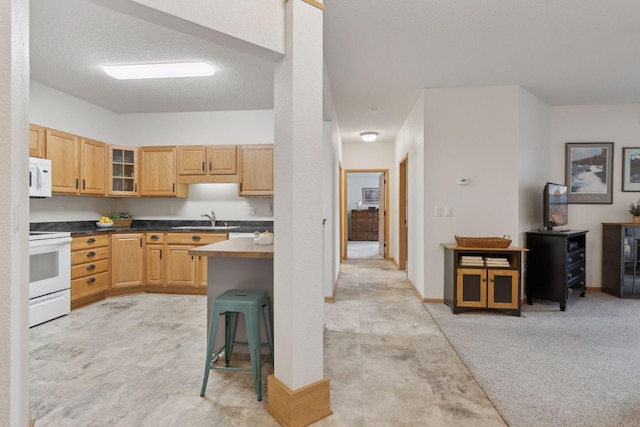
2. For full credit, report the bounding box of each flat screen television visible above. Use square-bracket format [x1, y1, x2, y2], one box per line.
[543, 182, 568, 231]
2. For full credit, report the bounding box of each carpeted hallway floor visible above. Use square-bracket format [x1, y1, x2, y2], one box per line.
[30, 259, 503, 426]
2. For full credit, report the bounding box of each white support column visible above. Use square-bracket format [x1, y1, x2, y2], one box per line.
[268, 0, 331, 425]
[0, 0, 31, 426]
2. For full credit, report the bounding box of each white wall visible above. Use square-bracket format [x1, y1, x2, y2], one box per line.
[423, 86, 520, 300]
[1, 0, 30, 424]
[518, 88, 551, 248]
[394, 93, 425, 293]
[29, 82, 275, 223]
[551, 104, 640, 288]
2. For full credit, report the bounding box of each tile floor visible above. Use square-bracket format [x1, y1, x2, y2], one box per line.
[30, 259, 505, 426]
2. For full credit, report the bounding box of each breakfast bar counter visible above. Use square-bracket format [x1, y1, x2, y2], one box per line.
[189, 237, 274, 351]
[189, 236, 273, 259]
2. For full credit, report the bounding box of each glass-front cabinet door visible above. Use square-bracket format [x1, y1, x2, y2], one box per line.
[623, 227, 640, 296]
[108, 145, 139, 196]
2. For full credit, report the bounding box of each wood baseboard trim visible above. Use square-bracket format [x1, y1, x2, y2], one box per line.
[266, 375, 332, 427]
[71, 291, 107, 309]
[407, 278, 422, 301]
[324, 278, 338, 303]
[423, 298, 444, 304]
[144, 286, 207, 295]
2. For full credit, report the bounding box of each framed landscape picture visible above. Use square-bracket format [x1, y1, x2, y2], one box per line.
[622, 147, 640, 191]
[565, 142, 614, 204]
[362, 187, 379, 204]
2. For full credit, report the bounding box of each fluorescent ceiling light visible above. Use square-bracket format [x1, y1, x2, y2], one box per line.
[102, 61, 215, 80]
[360, 132, 379, 142]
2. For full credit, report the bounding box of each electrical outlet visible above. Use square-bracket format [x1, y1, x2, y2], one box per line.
[444, 207, 452, 217]
[434, 206, 442, 217]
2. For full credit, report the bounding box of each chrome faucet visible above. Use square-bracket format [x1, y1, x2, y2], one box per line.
[201, 211, 216, 226]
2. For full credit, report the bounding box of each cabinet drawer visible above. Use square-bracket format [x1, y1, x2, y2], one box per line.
[166, 232, 227, 245]
[71, 246, 109, 265]
[71, 259, 109, 279]
[71, 271, 109, 300]
[72, 234, 109, 250]
[567, 263, 585, 282]
[567, 249, 585, 268]
[146, 232, 165, 243]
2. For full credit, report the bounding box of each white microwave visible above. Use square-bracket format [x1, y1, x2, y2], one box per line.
[29, 156, 52, 198]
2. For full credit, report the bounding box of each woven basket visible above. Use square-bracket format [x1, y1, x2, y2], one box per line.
[455, 235, 511, 248]
[112, 218, 133, 228]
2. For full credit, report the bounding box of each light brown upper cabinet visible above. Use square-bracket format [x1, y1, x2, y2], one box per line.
[46, 129, 107, 195]
[29, 123, 46, 158]
[80, 138, 108, 195]
[238, 144, 274, 197]
[139, 146, 188, 197]
[178, 145, 238, 184]
[108, 145, 139, 197]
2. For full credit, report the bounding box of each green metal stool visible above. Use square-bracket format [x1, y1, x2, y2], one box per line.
[200, 289, 274, 401]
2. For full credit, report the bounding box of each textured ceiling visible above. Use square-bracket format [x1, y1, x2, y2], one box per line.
[30, 0, 275, 113]
[30, 0, 640, 144]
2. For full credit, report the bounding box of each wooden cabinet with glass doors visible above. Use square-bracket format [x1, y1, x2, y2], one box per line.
[602, 223, 640, 298]
[108, 145, 138, 196]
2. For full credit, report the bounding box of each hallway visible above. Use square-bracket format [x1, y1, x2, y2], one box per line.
[29, 259, 503, 426]
[320, 259, 504, 426]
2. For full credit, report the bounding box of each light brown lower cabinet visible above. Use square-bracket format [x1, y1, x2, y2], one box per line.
[71, 234, 109, 309]
[145, 232, 165, 286]
[165, 232, 227, 288]
[71, 231, 227, 309]
[110, 233, 145, 293]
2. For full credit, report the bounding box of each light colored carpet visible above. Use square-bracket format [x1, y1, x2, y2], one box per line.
[425, 292, 640, 427]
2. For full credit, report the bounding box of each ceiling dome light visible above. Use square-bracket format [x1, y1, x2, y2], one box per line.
[360, 132, 379, 142]
[103, 61, 215, 80]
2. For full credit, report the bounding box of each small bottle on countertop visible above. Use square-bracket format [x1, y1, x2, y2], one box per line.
[253, 231, 260, 245]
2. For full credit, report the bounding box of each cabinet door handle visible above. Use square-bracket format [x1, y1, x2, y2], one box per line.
[87, 277, 96, 284]
[75, 178, 79, 189]
[173, 183, 175, 192]
[134, 183, 137, 192]
[87, 238, 96, 243]
[160, 249, 163, 259]
[82, 179, 86, 190]
[192, 235, 201, 241]
[87, 264, 95, 271]
[209, 161, 212, 172]
[86, 251, 96, 257]
[202, 161, 205, 172]
[150, 235, 160, 240]
[140, 238, 142, 248]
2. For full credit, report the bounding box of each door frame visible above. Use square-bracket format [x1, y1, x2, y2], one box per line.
[399, 155, 408, 270]
[342, 169, 390, 260]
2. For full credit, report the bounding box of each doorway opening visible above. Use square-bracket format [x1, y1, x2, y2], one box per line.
[342, 169, 389, 260]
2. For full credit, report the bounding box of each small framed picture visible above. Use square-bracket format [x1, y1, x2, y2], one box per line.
[622, 147, 640, 191]
[565, 142, 614, 204]
[362, 188, 379, 204]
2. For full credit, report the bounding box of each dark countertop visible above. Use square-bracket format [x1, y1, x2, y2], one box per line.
[30, 219, 274, 237]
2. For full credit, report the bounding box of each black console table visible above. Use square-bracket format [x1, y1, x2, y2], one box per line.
[525, 230, 588, 311]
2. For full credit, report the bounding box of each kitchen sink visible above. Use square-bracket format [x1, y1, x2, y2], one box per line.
[171, 225, 240, 231]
